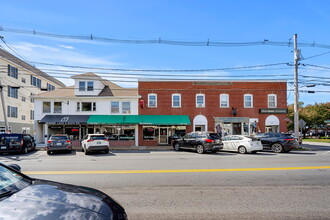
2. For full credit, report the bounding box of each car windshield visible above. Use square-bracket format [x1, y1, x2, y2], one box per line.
[0, 165, 30, 196]
[50, 136, 68, 141]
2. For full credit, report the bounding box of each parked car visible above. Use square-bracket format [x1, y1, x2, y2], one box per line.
[221, 135, 263, 154]
[81, 134, 110, 155]
[172, 132, 223, 154]
[46, 134, 72, 155]
[0, 162, 127, 220]
[0, 133, 36, 155]
[254, 133, 299, 153]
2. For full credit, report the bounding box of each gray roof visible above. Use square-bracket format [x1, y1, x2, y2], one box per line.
[0, 48, 66, 87]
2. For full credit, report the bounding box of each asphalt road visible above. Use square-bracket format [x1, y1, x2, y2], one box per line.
[1, 142, 330, 220]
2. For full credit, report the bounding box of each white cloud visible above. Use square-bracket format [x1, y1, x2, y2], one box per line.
[58, 45, 75, 50]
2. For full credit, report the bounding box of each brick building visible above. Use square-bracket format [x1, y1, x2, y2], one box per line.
[138, 80, 288, 146]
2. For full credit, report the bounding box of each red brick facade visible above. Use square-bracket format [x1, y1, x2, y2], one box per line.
[138, 80, 288, 146]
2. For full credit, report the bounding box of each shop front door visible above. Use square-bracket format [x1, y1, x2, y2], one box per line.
[233, 123, 242, 135]
[159, 128, 168, 144]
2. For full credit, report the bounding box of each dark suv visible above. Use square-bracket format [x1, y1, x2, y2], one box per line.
[254, 133, 299, 153]
[0, 133, 36, 154]
[172, 132, 223, 154]
[46, 134, 72, 155]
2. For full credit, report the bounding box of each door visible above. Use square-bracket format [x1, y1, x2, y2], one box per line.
[159, 128, 168, 144]
[233, 123, 242, 135]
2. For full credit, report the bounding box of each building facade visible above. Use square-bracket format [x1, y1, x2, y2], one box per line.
[33, 73, 140, 145]
[0, 48, 65, 134]
[138, 80, 288, 146]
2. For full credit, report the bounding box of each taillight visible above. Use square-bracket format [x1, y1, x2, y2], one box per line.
[205, 139, 214, 143]
[66, 140, 71, 143]
[87, 139, 93, 142]
[20, 140, 24, 146]
[284, 138, 294, 141]
[48, 141, 52, 143]
[105, 139, 109, 141]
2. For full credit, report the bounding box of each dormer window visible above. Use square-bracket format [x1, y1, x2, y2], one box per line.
[79, 82, 85, 91]
[87, 81, 94, 91]
[79, 81, 94, 91]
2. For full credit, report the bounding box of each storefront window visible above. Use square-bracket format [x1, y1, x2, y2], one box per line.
[143, 126, 158, 140]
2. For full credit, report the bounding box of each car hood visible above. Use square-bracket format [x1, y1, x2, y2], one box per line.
[0, 179, 125, 220]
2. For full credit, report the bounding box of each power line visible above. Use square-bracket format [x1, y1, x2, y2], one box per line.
[2, 26, 330, 49]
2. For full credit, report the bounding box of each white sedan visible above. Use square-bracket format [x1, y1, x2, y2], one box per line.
[81, 134, 110, 155]
[221, 135, 263, 154]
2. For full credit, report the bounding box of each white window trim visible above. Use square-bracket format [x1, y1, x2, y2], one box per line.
[196, 94, 205, 108]
[122, 101, 131, 114]
[268, 94, 277, 108]
[244, 94, 253, 108]
[110, 101, 120, 114]
[148, 93, 157, 108]
[220, 94, 229, 108]
[172, 93, 181, 108]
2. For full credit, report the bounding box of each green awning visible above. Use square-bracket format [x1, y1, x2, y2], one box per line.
[126, 115, 191, 125]
[87, 115, 125, 124]
[87, 115, 191, 125]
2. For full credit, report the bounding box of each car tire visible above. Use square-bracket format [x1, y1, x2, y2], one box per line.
[271, 143, 283, 153]
[238, 146, 247, 154]
[196, 144, 205, 154]
[47, 151, 51, 155]
[85, 150, 89, 155]
[173, 143, 181, 151]
[104, 150, 109, 154]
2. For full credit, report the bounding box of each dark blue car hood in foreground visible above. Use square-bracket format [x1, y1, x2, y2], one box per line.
[0, 179, 126, 220]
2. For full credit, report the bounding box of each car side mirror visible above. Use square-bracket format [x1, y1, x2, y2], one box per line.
[8, 164, 21, 172]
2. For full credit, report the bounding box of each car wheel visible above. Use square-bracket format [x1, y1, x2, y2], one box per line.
[81, 147, 84, 152]
[173, 143, 181, 151]
[196, 144, 205, 154]
[85, 150, 89, 155]
[104, 150, 109, 154]
[47, 151, 51, 155]
[238, 146, 247, 154]
[271, 143, 283, 153]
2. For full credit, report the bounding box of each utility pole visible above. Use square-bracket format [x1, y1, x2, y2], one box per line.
[0, 80, 10, 133]
[293, 34, 300, 140]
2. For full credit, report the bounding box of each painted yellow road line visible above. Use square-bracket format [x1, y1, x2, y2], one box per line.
[23, 166, 330, 175]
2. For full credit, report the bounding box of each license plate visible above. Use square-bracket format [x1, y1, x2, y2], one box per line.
[57, 143, 62, 146]
[97, 141, 101, 144]
[215, 140, 220, 143]
[1, 146, 6, 149]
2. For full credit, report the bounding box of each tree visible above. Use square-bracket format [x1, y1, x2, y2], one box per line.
[287, 102, 330, 137]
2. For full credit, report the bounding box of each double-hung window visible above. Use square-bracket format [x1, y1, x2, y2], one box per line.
[111, 102, 120, 113]
[172, 94, 181, 108]
[8, 86, 18, 99]
[268, 94, 277, 108]
[43, 102, 51, 113]
[87, 81, 94, 91]
[79, 82, 86, 91]
[8, 65, 18, 79]
[220, 94, 229, 108]
[196, 94, 205, 108]
[148, 94, 157, 107]
[244, 94, 253, 108]
[7, 106, 18, 118]
[53, 102, 62, 113]
[122, 102, 131, 114]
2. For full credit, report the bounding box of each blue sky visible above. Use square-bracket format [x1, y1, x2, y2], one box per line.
[0, 0, 329, 105]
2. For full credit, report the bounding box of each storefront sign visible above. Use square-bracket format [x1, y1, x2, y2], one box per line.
[259, 109, 288, 114]
[215, 117, 249, 123]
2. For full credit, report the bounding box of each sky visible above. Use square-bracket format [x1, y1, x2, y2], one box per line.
[0, 0, 329, 106]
